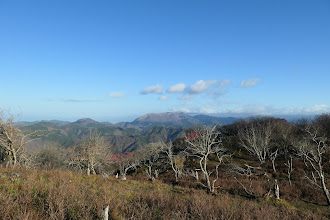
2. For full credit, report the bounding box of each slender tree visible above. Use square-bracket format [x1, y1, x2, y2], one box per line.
[185, 125, 228, 194]
[293, 117, 330, 205]
[161, 141, 186, 182]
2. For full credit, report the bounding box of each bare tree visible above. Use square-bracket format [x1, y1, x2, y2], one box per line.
[235, 118, 282, 199]
[185, 125, 229, 194]
[70, 129, 108, 175]
[293, 119, 330, 205]
[0, 111, 44, 167]
[269, 149, 278, 172]
[284, 156, 294, 186]
[138, 142, 162, 181]
[238, 119, 273, 168]
[161, 141, 186, 182]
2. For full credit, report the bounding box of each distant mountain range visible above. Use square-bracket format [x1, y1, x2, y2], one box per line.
[116, 112, 238, 129]
[18, 112, 313, 152]
[18, 112, 239, 152]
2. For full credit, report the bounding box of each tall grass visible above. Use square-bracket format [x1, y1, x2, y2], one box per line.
[0, 168, 328, 219]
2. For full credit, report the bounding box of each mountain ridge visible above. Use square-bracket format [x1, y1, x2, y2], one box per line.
[19, 112, 239, 152]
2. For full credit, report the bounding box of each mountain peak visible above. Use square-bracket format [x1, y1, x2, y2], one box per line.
[74, 118, 99, 125]
[134, 112, 192, 123]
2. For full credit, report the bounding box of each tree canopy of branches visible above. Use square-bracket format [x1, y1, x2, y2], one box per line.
[185, 125, 228, 194]
[238, 117, 274, 168]
[161, 141, 186, 182]
[234, 117, 289, 199]
[0, 111, 44, 167]
[138, 142, 162, 180]
[70, 129, 109, 175]
[293, 114, 330, 205]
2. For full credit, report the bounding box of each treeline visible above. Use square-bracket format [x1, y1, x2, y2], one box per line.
[0, 110, 329, 206]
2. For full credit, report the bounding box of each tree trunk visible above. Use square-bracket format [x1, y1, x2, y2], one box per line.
[87, 167, 91, 175]
[91, 163, 96, 175]
[320, 173, 330, 205]
[102, 205, 109, 220]
[274, 179, 280, 199]
[174, 171, 178, 182]
[272, 160, 276, 172]
[12, 150, 17, 167]
[205, 172, 212, 193]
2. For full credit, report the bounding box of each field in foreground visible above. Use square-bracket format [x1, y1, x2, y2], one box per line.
[0, 168, 329, 220]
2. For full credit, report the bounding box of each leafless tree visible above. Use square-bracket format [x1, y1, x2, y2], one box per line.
[161, 141, 186, 182]
[269, 149, 278, 172]
[185, 125, 229, 194]
[293, 120, 330, 205]
[70, 129, 109, 175]
[238, 119, 273, 168]
[284, 156, 294, 186]
[0, 111, 44, 167]
[234, 118, 283, 198]
[138, 142, 162, 181]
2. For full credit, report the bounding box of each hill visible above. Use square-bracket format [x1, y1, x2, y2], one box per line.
[19, 112, 239, 152]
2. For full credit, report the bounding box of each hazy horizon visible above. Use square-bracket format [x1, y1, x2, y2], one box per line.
[1, 0, 329, 122]
[13, 111, 316, 124]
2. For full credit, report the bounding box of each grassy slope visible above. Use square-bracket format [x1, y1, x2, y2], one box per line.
[0, 168, 328, 220]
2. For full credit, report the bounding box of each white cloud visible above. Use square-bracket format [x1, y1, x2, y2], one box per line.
[170, 104, 330, 117]
[170, 108, 192, 113]
[63, 98, 102, 102]
[167, 83, 186, 93]
[109, 92, 125, 98]
[180, 94, 194, 100]
[159, 95, 168, 100]
[189, 80, 217, 94]
[199, 107, 217, 114]
[220, 79, 232, 87]
[305, 104, 330, 113]
[281, 104, 330, 115]
[240, 78, 260, 88]
[141, 84, 163, 94]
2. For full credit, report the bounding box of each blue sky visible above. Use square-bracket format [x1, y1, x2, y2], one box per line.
[0, 0, 329, 122]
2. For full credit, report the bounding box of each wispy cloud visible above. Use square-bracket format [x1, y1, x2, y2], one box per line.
[170, 107, 217, 114]
[109, 92, 125, 98]
[281, 104, 330, 115]
[48, 98, 103, 102]
[159, 95, 168, 100]
[220, 79, 232, 87]
[180, 94, 194, 100]
[189, 80, 217, 94]
[141, 84, 163, 94]
[172, 104, 330, 117]
[167, 83, 186, 93]
[63, 98, 102, 103]
[240, 78, 260, 88]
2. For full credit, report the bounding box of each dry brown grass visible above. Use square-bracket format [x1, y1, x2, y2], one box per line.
[0, 167, 329, 219]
